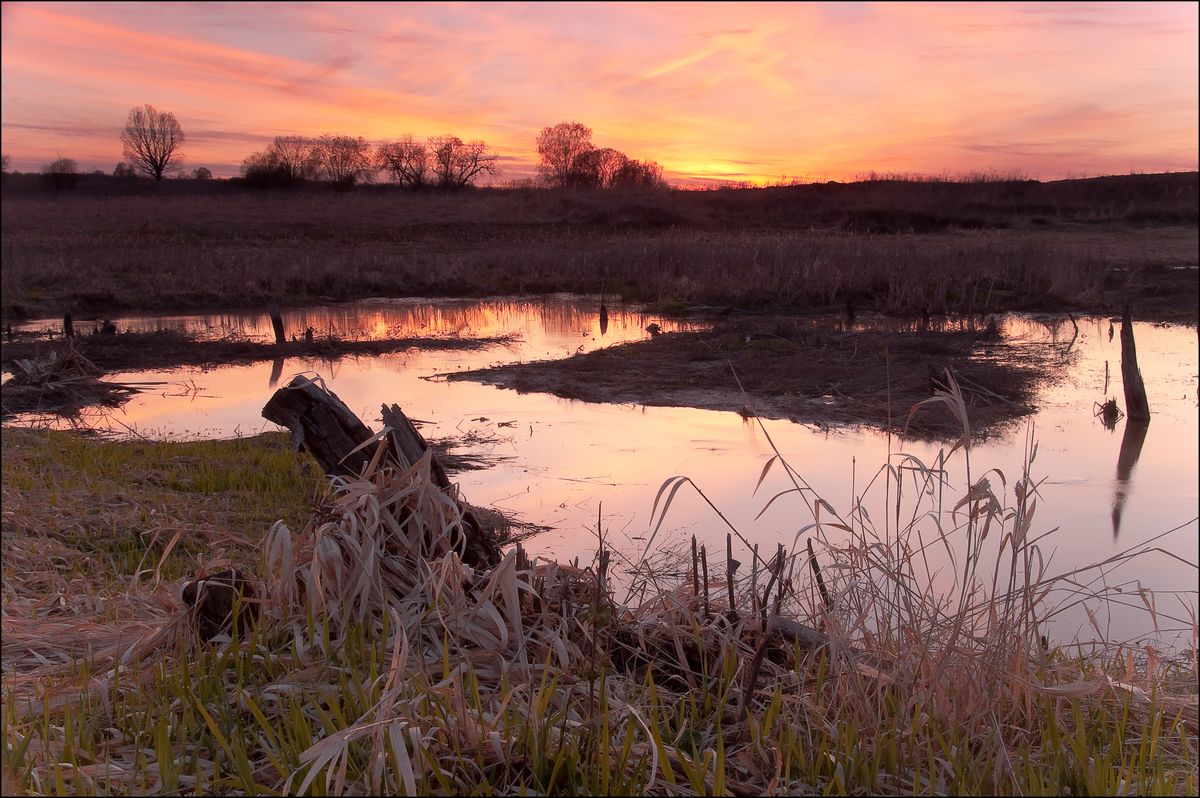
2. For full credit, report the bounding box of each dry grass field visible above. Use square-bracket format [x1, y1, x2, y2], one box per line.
[2, 173, 1196, 322]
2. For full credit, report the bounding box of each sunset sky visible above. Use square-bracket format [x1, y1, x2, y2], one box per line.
[1, 2, 1196, 186]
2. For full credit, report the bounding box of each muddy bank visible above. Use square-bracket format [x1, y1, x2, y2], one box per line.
[448, 314, 1070, 439]
[0, 328, 513, 374]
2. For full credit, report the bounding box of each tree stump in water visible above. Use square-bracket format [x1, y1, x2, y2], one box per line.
[1120, 303, 1151, 422]
[262, 375, 501, 569]
[266, 296, 286, 346]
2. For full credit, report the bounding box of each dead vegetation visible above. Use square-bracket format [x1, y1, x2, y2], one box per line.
[0, 328, 513, 421]
[1, 328, 514, 375]
[2, 377, 1196, 795]
[1, 338, 142, 421]
[450, 313, 1070, 439]
[2, 174, 1196, 323]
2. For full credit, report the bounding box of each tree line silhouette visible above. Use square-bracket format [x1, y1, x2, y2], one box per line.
[241, 122, 665, 190]
[4, 105, 672, 193]
[0, 104, 668, 192]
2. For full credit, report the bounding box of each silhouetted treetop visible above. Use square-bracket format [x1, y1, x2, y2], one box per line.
[312, 134, 373, 188]
[536, 122, 594, 188]
[121, 104, 185, 182]
[377, 136, 429, 188]
[428, 136, 497, 188]
[376, 135, 497, 189]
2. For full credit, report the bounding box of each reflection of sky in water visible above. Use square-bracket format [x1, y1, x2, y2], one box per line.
[7, 303, 1198, 648]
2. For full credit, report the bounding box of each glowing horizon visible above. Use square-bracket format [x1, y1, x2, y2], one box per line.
[1, 2, 1196, 186]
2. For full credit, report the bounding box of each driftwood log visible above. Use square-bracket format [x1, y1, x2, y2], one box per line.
[262, 375, 501, 569]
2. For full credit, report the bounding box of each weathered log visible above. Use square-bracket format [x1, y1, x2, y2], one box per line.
[262, 376, 376, 478]
[379, 403, 500, 567]
[262, 375, 501, 568]
[1120, 303, 1151, 421]
[765, 615, 830, 650]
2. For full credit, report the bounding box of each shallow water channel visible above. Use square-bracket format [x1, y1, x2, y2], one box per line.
[8, 297, 1199, 649]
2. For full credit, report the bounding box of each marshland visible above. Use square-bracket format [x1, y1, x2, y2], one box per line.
[2, 175, 1198, 796]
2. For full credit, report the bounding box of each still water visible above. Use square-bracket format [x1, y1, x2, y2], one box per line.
[8, 297, 1198, 648]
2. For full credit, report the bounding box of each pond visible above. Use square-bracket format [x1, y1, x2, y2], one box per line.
[7, 297, 1198, 650]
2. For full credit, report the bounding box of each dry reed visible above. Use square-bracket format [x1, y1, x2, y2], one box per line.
[2, 376, 1196, 795]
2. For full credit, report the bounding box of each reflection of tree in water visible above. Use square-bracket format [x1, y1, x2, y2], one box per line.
[36, 299, 702, 348]
[1111, 419, 1149, 540]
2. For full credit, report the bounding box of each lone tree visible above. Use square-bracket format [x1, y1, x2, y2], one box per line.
[536, 122, 593, 187]
[121, 104, 185, 181]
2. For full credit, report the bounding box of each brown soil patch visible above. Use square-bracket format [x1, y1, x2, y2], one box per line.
[0, 329, 512, 420]
[1, 328, 512, 374]
[448, 314, 1069, 439]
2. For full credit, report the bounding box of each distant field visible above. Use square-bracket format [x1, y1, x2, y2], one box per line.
[2, 172, 1196, 321]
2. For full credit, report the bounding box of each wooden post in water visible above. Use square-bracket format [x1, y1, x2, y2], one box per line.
[62, 312, 73, 338]
[1119, 303, 1150, 422]
[266, 296, 286, 346]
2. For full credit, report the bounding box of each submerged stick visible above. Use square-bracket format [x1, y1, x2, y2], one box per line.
[760, 543, 785, 626]
[807, 538, 832, 610]
[1119, 303, 1150, 421]
[726, 533, 739, 622]
[750, 543, 759, 618]
[691, 535, 700, 602]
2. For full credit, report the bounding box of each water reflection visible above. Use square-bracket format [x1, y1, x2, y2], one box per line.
[14, 296, 702, 351]
[4, 304, 1196, 647]
[268, 357, 285, 389]
[1111, 419, 1150, 540]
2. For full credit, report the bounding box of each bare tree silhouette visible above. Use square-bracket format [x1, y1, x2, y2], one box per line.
[427, 136, 497, 188]
[120, 104, 185, 181]
[536, 122, 594, 187]
[575, 147, 629, 188]
[377, 135, 430, 188]
[42, 157, 80, 191]
[312, 134, 373, 187]
[612, 158, 667, 189]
